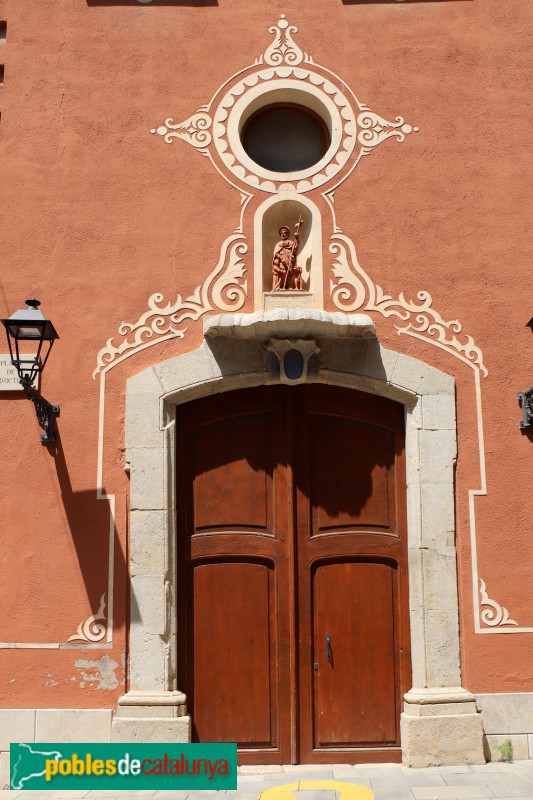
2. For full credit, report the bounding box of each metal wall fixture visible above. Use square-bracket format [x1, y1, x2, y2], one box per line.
[1, 298, 60, 443]
[518, 388, 533, 430]
[519, 318, 533, 429]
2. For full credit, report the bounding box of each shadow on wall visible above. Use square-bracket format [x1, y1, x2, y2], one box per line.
[520, 426, 533, 444]
[48, 432, 127, 632]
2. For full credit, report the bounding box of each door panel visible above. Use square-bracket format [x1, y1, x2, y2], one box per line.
[313, 560, 398, 748]
[295, 386, 407, 762]
[191, 416, 274, 534]
[177, 385, 410, 764]
[310, 417, 394, 532]
[177, 387, 292, 764]
[192, 560, 277, 746]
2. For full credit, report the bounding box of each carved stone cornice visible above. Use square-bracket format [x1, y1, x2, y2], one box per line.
[203, 309, 376, 342]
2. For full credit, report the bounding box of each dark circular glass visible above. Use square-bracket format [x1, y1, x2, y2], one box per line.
[241, 103, 330, 173]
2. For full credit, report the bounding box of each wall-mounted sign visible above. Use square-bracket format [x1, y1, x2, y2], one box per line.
[0, 355, 38, 391]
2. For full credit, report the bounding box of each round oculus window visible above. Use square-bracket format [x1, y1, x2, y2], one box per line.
[241, 103, 330, 174]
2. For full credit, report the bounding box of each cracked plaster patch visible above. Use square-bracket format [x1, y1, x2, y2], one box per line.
[74, 655, 121, 690]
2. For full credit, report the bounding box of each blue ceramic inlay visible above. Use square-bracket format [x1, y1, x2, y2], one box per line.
[284, 349, 304, 380]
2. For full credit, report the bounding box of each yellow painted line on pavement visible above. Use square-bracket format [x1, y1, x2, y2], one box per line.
[261, 779, 375, 800]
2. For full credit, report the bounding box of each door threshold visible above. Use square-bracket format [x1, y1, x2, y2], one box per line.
[238, 760, 402, 774]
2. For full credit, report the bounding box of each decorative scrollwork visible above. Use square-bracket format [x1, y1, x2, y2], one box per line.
[211, 240, 248, 311]
[396, 310, 487, 376]
[479, 579, 518, 627]
[357, 107, 418, 148]
[93, 296, 186, 376]
[264, 15, 304, 67]
[94, 234, 248, 376]
[329, 233, 488, 376]
[68, 594, 107, 643]
[210, 66, 357, 195]
[151, 17, 415, 195]
[330, 238, 375, 313]
[150, 112, 212, 148]
[20, 379, 60, 443]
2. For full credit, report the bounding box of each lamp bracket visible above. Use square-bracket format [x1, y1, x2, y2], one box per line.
[518, 388, 533, 430]
[20, 378, 60, 443]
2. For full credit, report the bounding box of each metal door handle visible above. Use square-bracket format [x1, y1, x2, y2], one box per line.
[325, 632, 332, 663]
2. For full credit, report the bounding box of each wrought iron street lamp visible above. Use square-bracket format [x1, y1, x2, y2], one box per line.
[1, 298, 60, 443]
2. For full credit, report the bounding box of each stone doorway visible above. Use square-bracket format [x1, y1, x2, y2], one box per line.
[176, 384, 411, 764]
[114, 310, 485, 768]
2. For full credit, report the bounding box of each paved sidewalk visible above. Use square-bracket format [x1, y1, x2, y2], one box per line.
[4, 760, 533, 799]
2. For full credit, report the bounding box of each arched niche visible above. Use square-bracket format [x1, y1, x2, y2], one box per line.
[253, 193, 323, 310]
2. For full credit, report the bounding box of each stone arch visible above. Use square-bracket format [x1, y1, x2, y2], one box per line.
[114, 309, 485, 767]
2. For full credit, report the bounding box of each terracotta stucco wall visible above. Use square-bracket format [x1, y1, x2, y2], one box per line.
[0, 0, 532, 708]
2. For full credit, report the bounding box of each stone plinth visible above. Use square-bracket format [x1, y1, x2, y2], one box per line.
[112, 691, 191, 743]
[263, 291, 314, 310]
[203, 309, 376, 341]
[401, 688, 486, 767]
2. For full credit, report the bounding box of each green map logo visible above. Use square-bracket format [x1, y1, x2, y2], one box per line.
[11, 743, 63, 790]
[10, 743, 237, 790]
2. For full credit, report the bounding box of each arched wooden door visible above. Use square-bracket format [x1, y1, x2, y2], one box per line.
[176, 385, 411, 764]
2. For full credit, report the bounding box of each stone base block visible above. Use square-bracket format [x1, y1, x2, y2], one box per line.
[476, 692, 533, 735]
[112, 715, 191, 743]
[0, 752, 10, 791]
[401, 689, 485, 767]
[263, 291, 315, 310]
[484, 734, 529, 762]
[36, 709, 112, 743]
[116, 690, 187, 718]
[113, 692, 190, 742]
[401, 712, 485, 767]
[0, 709, 36, 750]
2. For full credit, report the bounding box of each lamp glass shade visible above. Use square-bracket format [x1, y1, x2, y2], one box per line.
[6, 322, 45, 339]
[1, 300, 59, 384]
[2, 305, 58, 342]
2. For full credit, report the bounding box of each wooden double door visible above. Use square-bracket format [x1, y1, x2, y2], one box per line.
[177, 385, 410, 764]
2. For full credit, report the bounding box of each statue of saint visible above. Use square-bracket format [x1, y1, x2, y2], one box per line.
[272, 217, 304, 291]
